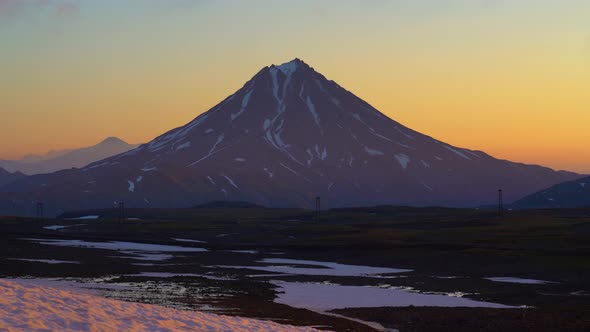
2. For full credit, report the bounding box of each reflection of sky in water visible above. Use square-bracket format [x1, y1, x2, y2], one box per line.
[273, 281, 516, 310]
[486, 277, 555, 284]
[25, 238, 207, 261]
[219, 258, 411, 277]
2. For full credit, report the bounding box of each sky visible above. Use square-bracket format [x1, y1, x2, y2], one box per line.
[0, 0, 589, 173]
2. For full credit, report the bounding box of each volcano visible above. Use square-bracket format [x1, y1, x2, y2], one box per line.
[0, 59, 580, 216]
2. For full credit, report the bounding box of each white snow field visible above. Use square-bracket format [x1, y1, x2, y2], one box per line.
[0, 279, 318, 332]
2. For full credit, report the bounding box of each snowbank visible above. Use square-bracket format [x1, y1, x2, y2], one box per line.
[0, 279, 318, 331]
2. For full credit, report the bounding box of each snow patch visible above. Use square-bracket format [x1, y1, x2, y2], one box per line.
[84, 162, 109, 171]
[188, 134, 226, 166]
[223, 175, 239, 190]
[280, 163, 299, 175]
[306, 149, 314, 165]
[276, 59, 299, 75]
[263, 167, 274, 178]
[44, 224, 86, 230]
[175, 141, 191, 151]
[328, 182, 335, 192]
[67, 215, 99, 220]
[364, 146, 384, 156]
[394, 154, 410, 170]
[443, 145, 472, 160]
[127, 180, 135, 193]
[231, 89, 254, 120]
[0, 279, 316, 332]
[303, 92, 320, 129]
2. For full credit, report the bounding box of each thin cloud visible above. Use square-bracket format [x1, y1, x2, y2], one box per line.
[0, 0, 79, 19]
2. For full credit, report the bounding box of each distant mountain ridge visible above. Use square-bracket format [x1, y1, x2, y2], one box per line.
[0, 59, 582, 216]
[0, 167, 26, 187]
[0, 137, 139, 175]
[512, 176, 590, 209]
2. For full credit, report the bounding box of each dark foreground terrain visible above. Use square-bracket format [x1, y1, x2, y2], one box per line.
[1, 206, 589, 331]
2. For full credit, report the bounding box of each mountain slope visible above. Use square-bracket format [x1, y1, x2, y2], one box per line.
[0, 137, 139, 175]
[512, 176, 590, 209]
[0, 59, 581, 216]
[0, 167, 26, 187]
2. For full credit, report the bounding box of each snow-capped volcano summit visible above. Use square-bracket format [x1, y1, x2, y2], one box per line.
[0, 59, 580, 216]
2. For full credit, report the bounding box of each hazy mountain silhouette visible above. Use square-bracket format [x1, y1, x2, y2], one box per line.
[0, 59, 581, 216]
[0, 137, 139, 175]
[0, 167, 26, 187]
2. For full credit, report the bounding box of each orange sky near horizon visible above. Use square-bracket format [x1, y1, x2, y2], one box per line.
[1, 1, 589, 173]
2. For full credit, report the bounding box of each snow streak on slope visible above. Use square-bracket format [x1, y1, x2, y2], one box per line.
[0, 279, 318, 332]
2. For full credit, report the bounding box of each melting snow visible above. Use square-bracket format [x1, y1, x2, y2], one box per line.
[136, 176, 143, 183]
[0, 279, 317, 332]
[581, 183, 586, 188]
[421, 160, 431, 168]
[234, 158, 246, 162]
[394, 154, 410, 170]
[205, 128, 214, 134]
[206, 176, 216, 185]
[141, 166, 158, 172]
